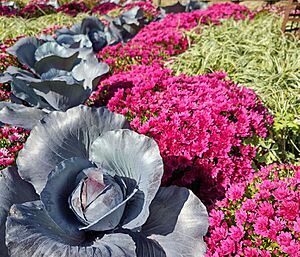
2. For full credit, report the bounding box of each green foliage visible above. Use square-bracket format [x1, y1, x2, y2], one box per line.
[0, 13, 91, 41]
[168, 13, 300, 164]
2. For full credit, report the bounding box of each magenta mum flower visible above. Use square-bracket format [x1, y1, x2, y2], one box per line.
[206, 164, 300, 257]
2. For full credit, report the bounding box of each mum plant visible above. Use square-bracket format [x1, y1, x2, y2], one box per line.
[0, 105, 209, 256]
[18, 3, 56, 18]
[206, 164, 300, 256]
[0, 125, 28, 168]
[0, 36, 109, 129]
[57, 1, 89, 17]
[91, 65, 273, 204]
[0, 5, 17, 16]
[91, 3, 120, 16]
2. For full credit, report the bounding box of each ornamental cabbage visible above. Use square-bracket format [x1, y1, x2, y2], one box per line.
[53, 16, 108, 53]
[105, 7, 146, 44]
[0, 37, 109, 129]
[0, 105, 208, 256]
[44, 7, 147, 53]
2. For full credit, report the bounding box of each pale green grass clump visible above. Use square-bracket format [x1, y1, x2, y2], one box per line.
[168, 13, 300, 163]
[0, 13, 91, 41]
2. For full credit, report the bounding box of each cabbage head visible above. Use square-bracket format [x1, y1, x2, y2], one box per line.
[44, 8, 147, 53]
[105, 7, 146, 44]
[0, 105, 208, 257]
[160, 1, 208, 15]
[0, 37, 109, 129]
[53, 16, 108, 53]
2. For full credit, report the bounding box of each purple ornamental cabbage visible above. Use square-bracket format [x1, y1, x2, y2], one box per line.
[159, 1, 208, 16]
[0, 105, 208, 256]
[0, 37, 109, 129]
[105, 6, 146, 44]
[44, 7, 147, 53]
[53, 16, 108, 53]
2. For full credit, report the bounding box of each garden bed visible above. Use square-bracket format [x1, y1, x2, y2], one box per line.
[0, 0, 299, 256]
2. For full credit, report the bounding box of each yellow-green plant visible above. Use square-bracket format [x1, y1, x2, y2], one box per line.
[0, 13, 91, 41]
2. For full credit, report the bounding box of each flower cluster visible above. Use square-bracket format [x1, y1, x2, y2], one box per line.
[90, 65, 273, 204]
[39, 24, 63, 36]
[124, 1, 160, 20]
[0, 126, 28, 169]
[96, 24, 187, 74]
[0, 5, 17, 16]
[19, 3, 56, 18]
[254, 4, 300, 17]
[254, 5, 285, 16]
[57, 1, 89, 17]
[0, 38, 20, 72]
[206, 164, 300, 257]
[90, 2, 120, 15]
[0, 1, 90, 17]
[159, 2, 254, 30]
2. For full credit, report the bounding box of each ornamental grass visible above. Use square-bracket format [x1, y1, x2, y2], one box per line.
[0, 12, 89, 41]
[168, 13, 300, 164]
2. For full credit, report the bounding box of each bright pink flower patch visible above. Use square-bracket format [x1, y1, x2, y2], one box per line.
[0, 126, 28, 170]
[91, 65, 272, 204]
[206, 164, 300, 257]
[57, 1, 89, 17]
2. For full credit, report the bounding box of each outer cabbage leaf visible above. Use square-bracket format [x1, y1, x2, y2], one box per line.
[6, 201, 137, 257]
[30, 80, 90, 111]
[34, 42, 78, 63]
[55, 16, 108, 53]
[121, 6, 144, 25]
[34, 42, 80, 75]
[0, 102, 47, 130]
[90, 129, 163, 230]
[0, 167, 38, 257]
[3, 67, 50, 109]
[142, 186, 209, 257]
[160, 0, 207, 14]
[17, 105, 129, 194]
[71, 58, 109, 90]
[6, 37, 41, 69]
[56, 34, 91, 49]
[128, 232, 166, 257]
[80, 16, 105, 34]
[106, 7, 145, 43]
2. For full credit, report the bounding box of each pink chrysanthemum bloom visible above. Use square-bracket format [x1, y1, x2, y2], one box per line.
[91, 2, 120, 15]
[57, 1, 89, 17]
[0, 5, 17, 16]
[0, 126, 29, 170]
[206, 164, 300, 257]
[19, 3, 56, 18]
